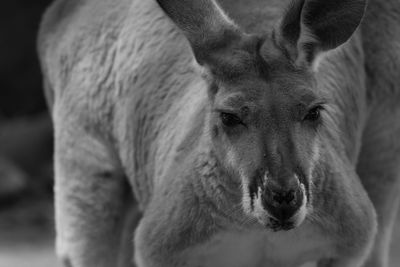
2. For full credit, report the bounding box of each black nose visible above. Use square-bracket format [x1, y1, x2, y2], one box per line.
[261, 181, 304, 222]
[271, 190, 296, 204]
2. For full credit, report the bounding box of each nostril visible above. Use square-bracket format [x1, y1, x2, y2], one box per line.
[272, 190, 295, 205]
[285, 190, 295, 204]
[272, 192, 285, 204]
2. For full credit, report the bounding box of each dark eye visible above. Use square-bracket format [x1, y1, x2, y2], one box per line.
[220, 112, 242, 127]
[304, 106, 322, 122]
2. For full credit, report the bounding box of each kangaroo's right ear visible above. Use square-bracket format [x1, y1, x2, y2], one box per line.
[156, 0, 245, 67]
[277, 0, 366, 69]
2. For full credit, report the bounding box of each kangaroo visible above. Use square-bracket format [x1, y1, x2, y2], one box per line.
[38, 0, 400, 266]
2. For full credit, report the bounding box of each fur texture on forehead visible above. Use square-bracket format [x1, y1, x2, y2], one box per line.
[206, 33, 320, 106]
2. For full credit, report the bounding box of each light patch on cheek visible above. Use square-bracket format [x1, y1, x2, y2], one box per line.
[250, 173, 275, 223]
[252, 187, 272, 222]
[225, 149, 237, 169]
[241, 179, 252, 215]
[291, 183, 308, 226]
[239, 166, 255, 215]
[308, 140, 321, 176]
[228, 150, 251, 214]
[241, 172, 270, 219]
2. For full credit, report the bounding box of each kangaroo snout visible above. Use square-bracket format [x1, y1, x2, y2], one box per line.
[261, 176, 306, 226]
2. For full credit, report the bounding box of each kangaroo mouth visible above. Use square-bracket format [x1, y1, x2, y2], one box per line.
[267, 217, 296, 231]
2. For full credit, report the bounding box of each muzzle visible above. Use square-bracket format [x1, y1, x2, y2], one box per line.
[260, 173, 307, 230]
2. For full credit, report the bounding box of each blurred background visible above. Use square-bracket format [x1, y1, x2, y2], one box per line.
[0, 1, 399, 267]
[0, 1, 56, 266]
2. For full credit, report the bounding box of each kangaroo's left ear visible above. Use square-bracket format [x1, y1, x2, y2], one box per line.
[277, 0, 367, 69]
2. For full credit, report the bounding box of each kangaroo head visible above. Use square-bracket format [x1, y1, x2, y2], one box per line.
[157, 0, 366, 230]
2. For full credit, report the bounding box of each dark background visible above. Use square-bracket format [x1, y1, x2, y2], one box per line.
[0, 1, 57, 266]
[0, 0, 51, 118]
[0, 0, 53, 203]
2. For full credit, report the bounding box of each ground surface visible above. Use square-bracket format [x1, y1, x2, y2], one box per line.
[0, 199, 399, 267]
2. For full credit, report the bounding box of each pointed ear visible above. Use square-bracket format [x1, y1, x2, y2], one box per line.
[278, 0, 366, 68]
[156, 0, 245, 66]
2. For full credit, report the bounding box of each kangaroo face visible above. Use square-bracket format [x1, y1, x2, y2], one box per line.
[157, 0, 366, 231]
[207, 36, 323, 230]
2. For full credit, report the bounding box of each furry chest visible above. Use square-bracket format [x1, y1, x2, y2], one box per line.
[181, 222, 332, 267]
